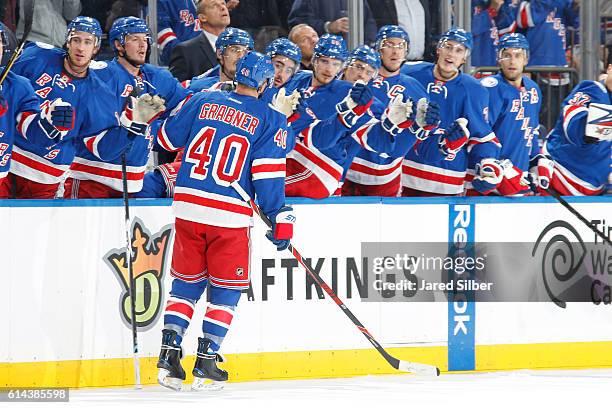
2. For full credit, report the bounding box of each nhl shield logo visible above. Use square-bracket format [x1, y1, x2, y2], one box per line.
[236, 267, 244, 277]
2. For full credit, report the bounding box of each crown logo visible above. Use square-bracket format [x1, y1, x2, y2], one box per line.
[105, 218, 174, 328]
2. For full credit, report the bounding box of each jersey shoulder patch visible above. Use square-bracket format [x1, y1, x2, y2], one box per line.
[89, 60, 108, 70]
[480, 76, 499, 88]
[34, 41, 55, 49]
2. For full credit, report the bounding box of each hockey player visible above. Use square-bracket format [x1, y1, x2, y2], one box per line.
[468, 33, 541, 196]
[66, 17, 191, 198]
[157, 0, 202, 65]
[282, 34, 420, 198]
[8, 17, 162, 199]
[516, 0, 578, 67]
[137, 38, 306, 199]
[266, 37, 302, 89]
[0, 27, 76, 198]
[342, 26, 445, 197]
[531, 64, 612, 196]
[154, 51, 292, 391]
[472, 0, 519, 67]
[187, 27, 253, 92]
[400, 28, 500, 196]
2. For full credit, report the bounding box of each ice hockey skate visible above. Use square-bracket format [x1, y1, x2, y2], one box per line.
[191, 337, 228, 391]
[157, 329, 186, 391]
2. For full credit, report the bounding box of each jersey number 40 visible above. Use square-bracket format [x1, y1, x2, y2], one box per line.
[185, 126, 250, 186]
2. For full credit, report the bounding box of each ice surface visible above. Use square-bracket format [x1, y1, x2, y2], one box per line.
[46, 369, 612, 408]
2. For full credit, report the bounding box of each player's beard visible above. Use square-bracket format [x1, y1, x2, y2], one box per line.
[123, 50, 145, 68]
[502, 67, 523, 83]
[65, 53, 91, 76]
[381, 59, 401, 75]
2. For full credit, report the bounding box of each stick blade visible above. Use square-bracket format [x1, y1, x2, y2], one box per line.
[398, 360, 440, 377]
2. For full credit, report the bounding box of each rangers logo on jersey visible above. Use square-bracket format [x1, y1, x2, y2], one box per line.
[427, 81, 448, 98]
[52, 74, 76, 92]
[35, 73, 53, 86]
[121, 84, 134, 97]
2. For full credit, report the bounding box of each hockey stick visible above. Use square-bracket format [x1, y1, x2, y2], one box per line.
[0, 0, 34, 86]
[545, 187, 612, 247]
[230, 181, 440, 376]
[121, 152, 142, 389]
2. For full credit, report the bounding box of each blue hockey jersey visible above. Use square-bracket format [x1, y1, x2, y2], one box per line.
[156, 90, 289, 226]
[188, 75, 220, 93]
[10, 43, 128, 185]
[464, 73, 542, 194]
[472, 0, 519, 66]
[480, 73, 541, 170]
[70, 59, 191, 193]
[0, 72, 58, 180]
[182, 65, 221, 91]
[543, 80, 611, 195]
[344, 73, 429, 194]
[517, 0, 577, 66]
[157, 0, 201, 65]
[282, 70, 400, 196]
[400, 62, 500, 195]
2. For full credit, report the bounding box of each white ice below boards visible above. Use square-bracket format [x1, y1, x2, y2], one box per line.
[64, 368, 611, 408]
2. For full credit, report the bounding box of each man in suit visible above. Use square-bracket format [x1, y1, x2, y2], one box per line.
[288, 0, 377, 45]
[169, 0, 230, 82]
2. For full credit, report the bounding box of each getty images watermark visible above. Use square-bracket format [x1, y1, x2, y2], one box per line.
[371, 250, 490, 292]
[363, 242, 492, 302]
[361, 239, 612, 304]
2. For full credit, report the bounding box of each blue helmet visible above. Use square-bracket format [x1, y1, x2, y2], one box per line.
[66, 16, 102, 46]
[438, 27, 473, 51]
[347, 45, 381, 70]
[497, 33, 530, 58]
[375, 25, 410, 50]
[109, 17, 151, 51]
[235, 51, 275, 89]
[313, 34, 348, 61]
[215, 27, 254, 54]
[265, 38, 302, 65]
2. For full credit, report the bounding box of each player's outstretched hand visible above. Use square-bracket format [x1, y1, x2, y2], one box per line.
[472, 158, 503, 195]
[266, 205, 295, 251]
[336, 80, 373, 127]
[133, 94, 166, 124]
[39, 98, 75, 139]
[348, 81, 373, 107]
[0, 89, 7, 117]
[121, 93, 166, 136]
[437, 118, 469, 159]
[272, 88, 301, 119]
[381, 94, 414, 136]
[415, 98, 441, 131]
